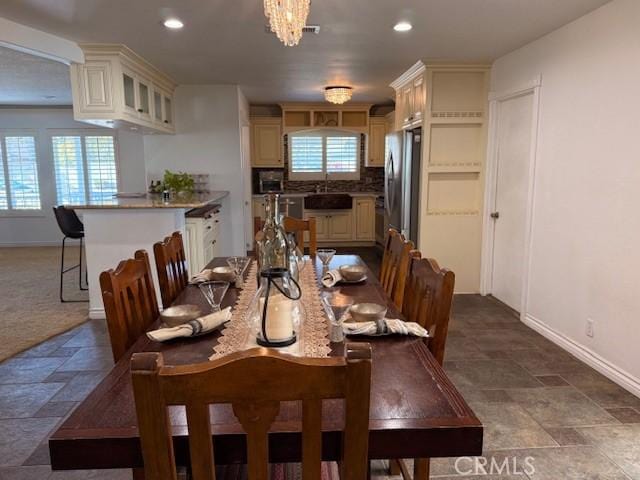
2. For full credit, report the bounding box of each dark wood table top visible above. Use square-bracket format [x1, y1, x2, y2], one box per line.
[49, 255, 482, 470]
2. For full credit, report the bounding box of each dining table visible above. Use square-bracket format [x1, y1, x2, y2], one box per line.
[49, 254, 483, 470]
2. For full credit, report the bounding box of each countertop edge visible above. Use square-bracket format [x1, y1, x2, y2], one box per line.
[66, 191, 230, 210]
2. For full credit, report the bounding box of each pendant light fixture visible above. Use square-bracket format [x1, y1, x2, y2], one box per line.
[264, 0, 311, 47]
[324, 86, 353, 104]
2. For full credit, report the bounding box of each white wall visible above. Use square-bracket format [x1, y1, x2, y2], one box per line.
[490, 0, 640, 392]
[143, 85, 246, 256]
[0, 108, 146, 245]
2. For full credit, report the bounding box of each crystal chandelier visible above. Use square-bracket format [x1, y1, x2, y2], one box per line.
[324, 86, 353, 104]
[264, 0, 311, 47]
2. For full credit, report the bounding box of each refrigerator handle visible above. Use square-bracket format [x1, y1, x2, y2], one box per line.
[385, 154, 394, 215]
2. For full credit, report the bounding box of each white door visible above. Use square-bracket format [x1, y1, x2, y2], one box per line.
[240, 125, 254, 254]
[490, 91, 535, 311]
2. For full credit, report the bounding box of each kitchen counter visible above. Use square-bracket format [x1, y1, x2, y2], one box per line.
[66, 191, 229, 209]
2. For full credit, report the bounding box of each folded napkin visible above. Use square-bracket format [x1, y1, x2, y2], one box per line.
[189, 269, 215, 284]
[147, 307, 232, 342]
[322, 269, 343, 288]
[343, 318, 429, 337]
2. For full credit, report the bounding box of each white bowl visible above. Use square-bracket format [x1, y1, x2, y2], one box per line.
[339, 264, 367, 282]
[349, 303, 387, 323]
[160, 304, 201, 327]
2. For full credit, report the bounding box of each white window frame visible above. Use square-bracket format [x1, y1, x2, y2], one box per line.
[288, 129, 361, 181]
[0, 129, 43, 217]
[48, 129, 120, 205]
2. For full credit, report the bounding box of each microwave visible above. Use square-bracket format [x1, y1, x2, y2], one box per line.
[259, 171, 284, 193]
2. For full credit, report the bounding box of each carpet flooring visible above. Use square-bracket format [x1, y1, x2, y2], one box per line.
[0, 246, 89, 362]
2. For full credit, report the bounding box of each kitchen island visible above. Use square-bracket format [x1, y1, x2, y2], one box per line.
[67, 191, 229, 319]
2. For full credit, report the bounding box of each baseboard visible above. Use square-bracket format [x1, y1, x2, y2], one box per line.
[89, 308, 106, 320]
[523, 313, 640, 398]
[0, 241, 60, 247]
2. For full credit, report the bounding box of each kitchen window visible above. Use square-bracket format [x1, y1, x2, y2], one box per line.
[0, 133, 41, 211]
[52, 133, 118, 204]
[289, 130, 360, 181]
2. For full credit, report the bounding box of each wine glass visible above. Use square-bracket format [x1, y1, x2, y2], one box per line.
[321, 290, 353, 343]
[198, 281, 229, 312]
[226, 256, 249, 287]
[316, 248, 336, 269]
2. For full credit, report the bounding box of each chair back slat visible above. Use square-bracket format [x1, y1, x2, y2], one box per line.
[185, 403, 216, 480]
[100, 250, 159, 362]
[403, 256, 455, 365]
[131, 345, 372, 480]
[302, 399, 322, 480]
[154, 231, 189, 309]
[380, 229, 414, 309]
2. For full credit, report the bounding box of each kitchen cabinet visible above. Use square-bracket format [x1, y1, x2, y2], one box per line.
[391, 62, 426, 130]
[307, 212, 352, 241]
[71, 44, 176, 134]
[185, 206, 221, 274]
[355, 197, 375, 241]
[367, 117, 386, 167]
[251, 117, 282, 167]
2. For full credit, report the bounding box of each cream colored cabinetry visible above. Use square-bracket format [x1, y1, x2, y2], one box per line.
[70, 44, 176, 134]
[367, 117, 386, 167]
[391, 63, 426, 131]
[307, 212, 353, 241]
[185, 207, 221, 275]
[390, 61, 490, 293]
[355, 197, 375, 241]
[250, 117, 283, 167]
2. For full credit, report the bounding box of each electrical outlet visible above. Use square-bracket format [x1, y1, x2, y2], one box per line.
[586, 318, 594, 338]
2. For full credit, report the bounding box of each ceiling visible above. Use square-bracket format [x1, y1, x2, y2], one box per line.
[0, 46, 72, 105]
[0, 0, 611, 105]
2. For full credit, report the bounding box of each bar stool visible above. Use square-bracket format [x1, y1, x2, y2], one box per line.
[52, 206, 88, 303]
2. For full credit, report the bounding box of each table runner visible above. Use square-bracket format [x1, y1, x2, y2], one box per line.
[210, 259, 331, 359]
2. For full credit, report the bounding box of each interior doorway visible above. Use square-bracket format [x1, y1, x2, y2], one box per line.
[482, 81, 540, 313]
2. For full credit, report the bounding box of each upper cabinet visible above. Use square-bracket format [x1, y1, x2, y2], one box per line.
[70, 44, 177, 134]
[280, 104, 373, 134]
[251, 117, 283, 167]
[390, 61, 426, 131]
[367, 117, 386, 167]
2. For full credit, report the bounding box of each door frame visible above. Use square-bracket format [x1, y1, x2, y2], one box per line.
[480, 75, 542, 320]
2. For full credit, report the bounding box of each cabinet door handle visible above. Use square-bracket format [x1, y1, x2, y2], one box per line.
[137, 108, 143, 113]
[212, 240, 217, 245]
[215, 220, 219, 223]
[207, 226, 212, 230]
[164, 120, 169, 124]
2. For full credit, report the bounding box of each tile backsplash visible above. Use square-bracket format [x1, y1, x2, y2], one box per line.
[252, 134, 384, 194]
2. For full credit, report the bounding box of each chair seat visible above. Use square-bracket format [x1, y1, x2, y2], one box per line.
[216, 462, 340, 480]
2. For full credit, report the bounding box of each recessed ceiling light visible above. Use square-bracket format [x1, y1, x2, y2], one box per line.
[43, 95, 57, 99]
[163, 18, 184, 29]
[393, 21, 412, 32]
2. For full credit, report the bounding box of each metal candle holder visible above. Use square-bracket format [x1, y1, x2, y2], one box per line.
[257, 267, 302, 348]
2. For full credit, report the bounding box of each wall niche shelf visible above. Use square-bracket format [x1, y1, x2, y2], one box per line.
[280, 103, 373, 134]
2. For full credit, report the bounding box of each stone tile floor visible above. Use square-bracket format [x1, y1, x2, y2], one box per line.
[1, 291, 640, 478]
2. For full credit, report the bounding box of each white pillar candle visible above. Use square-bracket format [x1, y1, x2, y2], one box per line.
[259, 294, 294, 341]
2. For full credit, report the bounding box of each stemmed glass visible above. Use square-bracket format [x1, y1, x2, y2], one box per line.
[226, 256, 249, 288]
[199, 281, 229, 312]
[316, 248, 336, 272]
[321, 290, 353, 343]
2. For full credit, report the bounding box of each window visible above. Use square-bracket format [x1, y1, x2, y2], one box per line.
[289, 130, 360, 180]
[52, 134, 118, 204]
[0, 134, 41, 210]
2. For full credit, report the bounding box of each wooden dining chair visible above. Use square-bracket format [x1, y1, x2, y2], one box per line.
[391, 255, 455, 480]
[153, 231, 189, 309]
[283, 216, 317, 256]
[99, 250, 159, 363]
[254, 216, 318, 256]
[131, 343, 372, 480]
[379, 228, 415, 309]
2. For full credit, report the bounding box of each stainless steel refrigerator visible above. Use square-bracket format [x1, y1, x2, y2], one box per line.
[384, 127, 422, 244]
